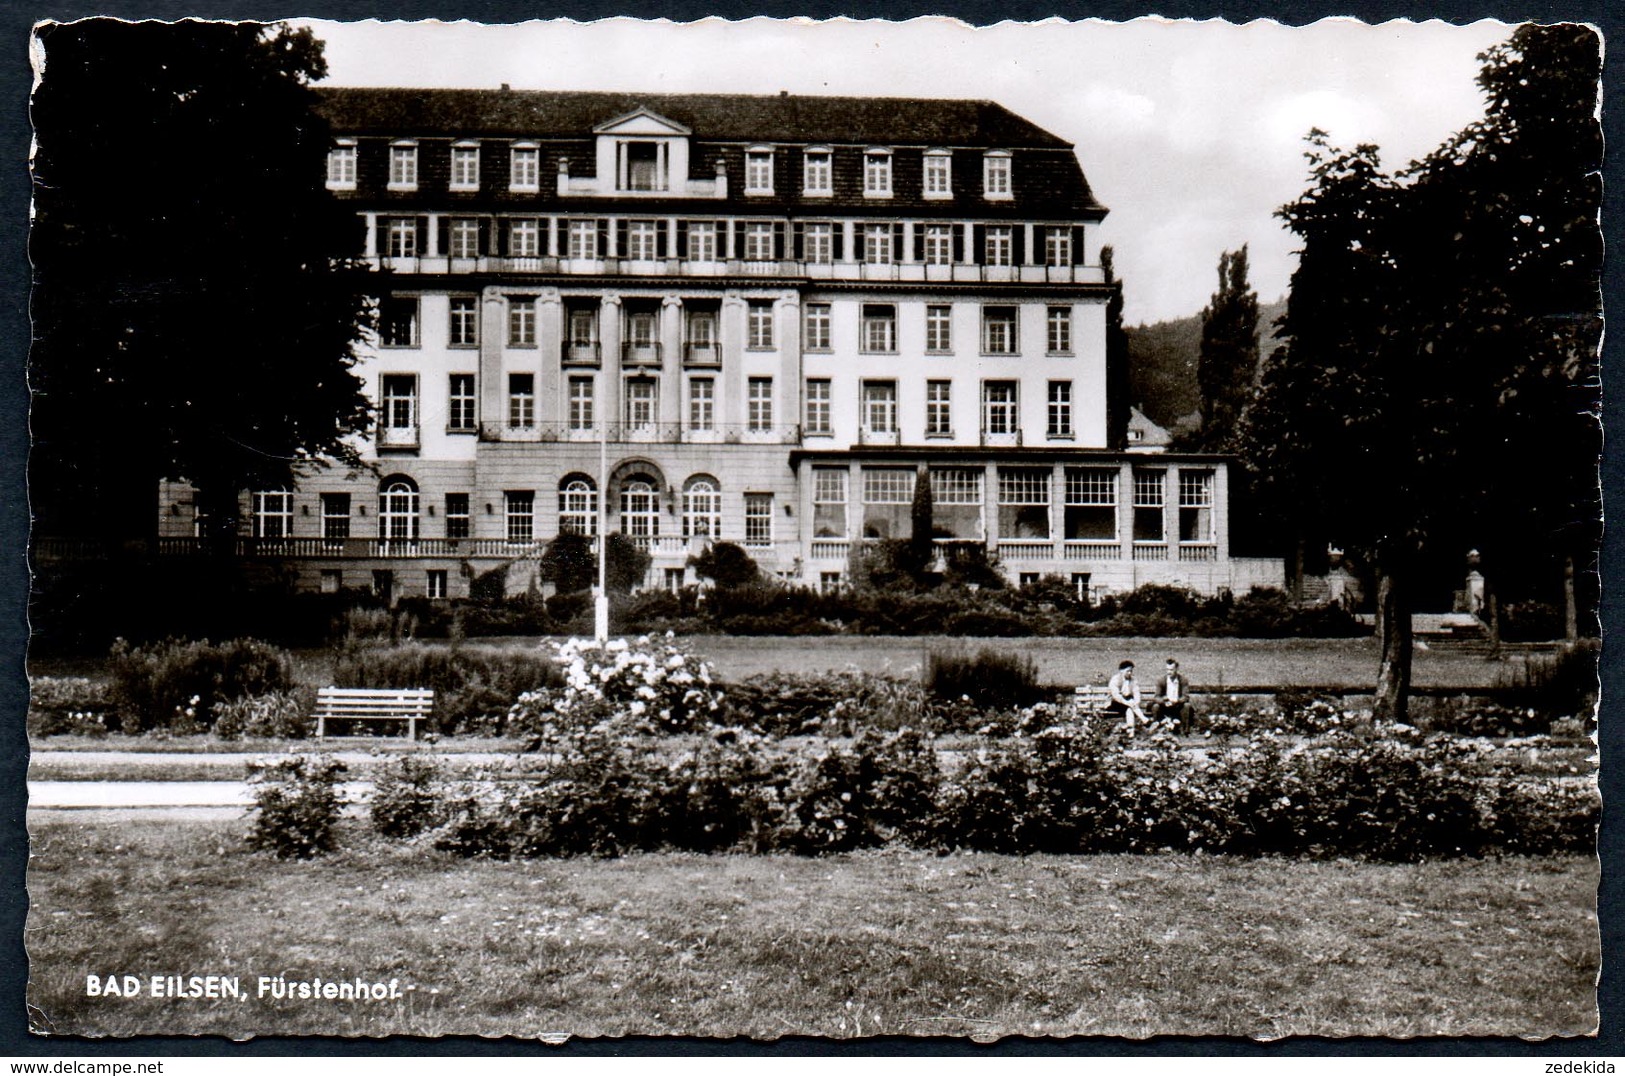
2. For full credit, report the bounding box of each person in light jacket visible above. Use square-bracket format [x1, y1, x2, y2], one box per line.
[1106, 660, 1146, 735]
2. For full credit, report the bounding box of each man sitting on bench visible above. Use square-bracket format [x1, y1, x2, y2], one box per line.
[1150, 657, 1194, 726]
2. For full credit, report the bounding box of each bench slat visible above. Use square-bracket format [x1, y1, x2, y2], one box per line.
[314, 686, 435, 741]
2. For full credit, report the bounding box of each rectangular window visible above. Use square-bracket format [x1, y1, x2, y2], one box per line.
[449, 297, 479, 347]
[445, 493, 470, 539]
[747, 301, 774, 349]
[744, 221, 775, 261]
[748, 377, 774, 431]
[803, 151, 832, 195]
[510, 144, 539, 191]
[864, 151, 892, 196]
[1134, 469, 1166, 542]
[982, 306, 1018, 354]
[805, 378, 832, 435]
[926, 304, 953, 352]
[505, 491, 534, 543]
[509, 300, 536, 347]
[624, 141, 662, 191]
[924, 152, 952, 196]
[862, 380, 898, 434]
[389, 143, 417, 189]
[998, 467, 1051, 539]
[1065, 468, 1116, 540]
[983, 381, 1018, 435]
[932, 467, 982, 539]
[687, 221, 718, 262]
[924, 224, 954, 265]
[744, 493, 774, 547]
[1047, 381, 1073, 437]
[803, 222, 833, 264]
[1045, 226, 1073, 267]
[926, 380, 953, 436]
[448, 218, 479, 258]
[450, 143, 479, 191]
[813, 467, 848, 538]
[861, 304, 897, 352]
[326, 143, 356, 189]
[568, 219, 598, 260]
[379, 296, 419, 347]
[1179, 470, 1215, 543]
[803, 303, 832, 350]
[381, 374, 418, 430]
[568, 377, 595, 431]
[688, 377, 715, 430]
[624, 377, 656, 429]
[863, 223, 893, 265]
[984, 153, 1012, 198]
[320, 569, 341, 594]
[627, 219, 660, 260]
[386, 217, 417, 258]
[321, 493, 351, 542]
[745, 150, 774, 194]
[861, 467, 913, 539]
[509, 218, 540, 257]
[426, 569, 448, 599]
[984, 225, 1013, 266]
[508, 373, 535, 428]
[1047, 306, 1073, 354]
[448, 373, 476, 431]
[252, 491, 293, 539]
[568, 308, 597, 349]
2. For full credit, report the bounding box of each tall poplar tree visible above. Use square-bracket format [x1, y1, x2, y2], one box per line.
[1194, 245, 1260, 452]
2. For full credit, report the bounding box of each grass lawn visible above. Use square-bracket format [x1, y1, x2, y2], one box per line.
[26, 818, 1598, 1040]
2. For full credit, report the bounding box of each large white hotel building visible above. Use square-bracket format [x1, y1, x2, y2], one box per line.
[160, 87, 1282, 601]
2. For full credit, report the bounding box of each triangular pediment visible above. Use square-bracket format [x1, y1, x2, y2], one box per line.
[593, 107, 691, 136]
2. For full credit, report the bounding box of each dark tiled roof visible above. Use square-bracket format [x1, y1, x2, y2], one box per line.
[314, 87, 1075, 149]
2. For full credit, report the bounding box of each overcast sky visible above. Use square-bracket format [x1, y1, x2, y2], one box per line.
[297, 17, 1513, 325]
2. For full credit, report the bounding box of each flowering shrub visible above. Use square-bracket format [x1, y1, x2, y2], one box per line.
[369, 755, 449, 839]
[779, 730, 942, 853]
[28, 677, 113, 737]
[109, 637, 294, 733]
[511, 634, 724, 742]
[244, 755, 347, 858]
[211, 690, 315, 740]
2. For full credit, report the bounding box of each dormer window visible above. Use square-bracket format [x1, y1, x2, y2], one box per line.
[983, 150, 1013, 200]
[618, 141, 668, 192]
[863, 149, 893, 198]
[326, 140, 356, 190]
[745, 147, 774, 195]
[923, 149, 952, 199]
[510, 142, 539, 192]
[450, 141, 480, 192]
[388, 141, 418, 191]
[802, 147, 832, 196]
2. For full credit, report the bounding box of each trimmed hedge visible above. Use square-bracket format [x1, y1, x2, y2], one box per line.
[331, 642, 562, 734]
[108, 637, 295, 733]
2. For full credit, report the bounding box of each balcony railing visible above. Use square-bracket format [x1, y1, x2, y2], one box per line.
[683, 341, 722, 367]
[376, 425, 420, 449]
[149, 537, 546, 559]
[481, 422, 801, 445]
[996, 539, 1055, 560]
[1178, 543, 1218, 562]
[563, 341, 601, 366]
[1063, 540, 1121, 561]
[363, 253, 1107, 285]
[621, 341, 663, 367]
[809, 539, 851, 561]
[1132, 542, 1169, 562]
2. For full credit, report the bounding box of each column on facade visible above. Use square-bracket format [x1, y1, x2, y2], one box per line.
[599, 295, 622, 435]
[659, 295, 683, 429]
[478, 288, 506, 437]
[961, 222, 975, 264]
[776, 291, 801, 436]
[1214, 463, 1230, 561]
[1022, 223, 1034, 267]
[1049, 461, 1065, 551]
[364, 212, 377, 258]
[721, 292, 745, 431]
[425, 213, 441, 257]
[1162, 464, 1177, 554]
[546, 216, 559, 258]
[1116, 460, 1135, 551]
[982, 462, 1000, 550]
[537, 290, 563, 427]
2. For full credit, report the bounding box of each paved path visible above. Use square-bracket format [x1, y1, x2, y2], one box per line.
[29, 780, 374, 808]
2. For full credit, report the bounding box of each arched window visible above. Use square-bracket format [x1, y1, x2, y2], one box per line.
[619, 477, 660, 539]
[558, 476, 598, 536]
[683, 477, 721, 539]
[378, 478, 420, 541]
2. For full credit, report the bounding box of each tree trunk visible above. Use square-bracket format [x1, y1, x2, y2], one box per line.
[1564, 555, 1578, 641]
[1373, 563, 1412, 721]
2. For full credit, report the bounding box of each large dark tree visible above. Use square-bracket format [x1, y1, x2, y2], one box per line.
[30, 21, 373, 550]
[1193, 245, 1260, 452]
[1239, 24, 1601, 719]
[1100, 245, 1131, 449]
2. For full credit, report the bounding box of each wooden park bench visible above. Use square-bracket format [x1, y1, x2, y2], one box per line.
[313, 687, 434, 740]
[1071, 683, 1113, 718]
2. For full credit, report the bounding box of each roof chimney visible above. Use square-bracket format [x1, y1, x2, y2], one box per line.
[500, 83, 511, 92]
[780, 90, 788, 98]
